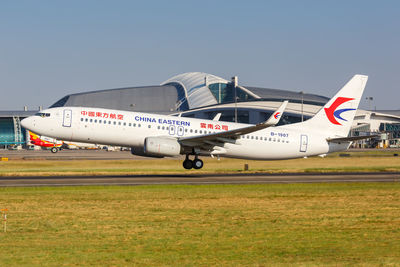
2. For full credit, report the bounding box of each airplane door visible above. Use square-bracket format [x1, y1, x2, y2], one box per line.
[63, 109, 72, 127]
[177, 126, 184, 136]
[300, 134, 308, 152]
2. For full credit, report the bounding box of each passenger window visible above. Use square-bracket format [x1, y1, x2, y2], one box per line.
[123, 122, 126, 126]
[90, 119, 93, 123]
[80, 118, 83, 122]
[113, 121, 116, 125]
[85, 118, 88, 122]
[108, 121, 111, 124]
[118, 122, 121, 125]
[138, 124, 141, 127]
[133, 123, 136, 127]
[129, 123, 131, 126]
[148, 125, 151, 128]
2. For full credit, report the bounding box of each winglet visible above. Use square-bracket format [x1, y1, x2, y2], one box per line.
[264, 100, 288, 126]
[212, 113, 222, 121]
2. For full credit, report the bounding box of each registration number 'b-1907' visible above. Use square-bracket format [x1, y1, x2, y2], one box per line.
[270, 132, 289, 138]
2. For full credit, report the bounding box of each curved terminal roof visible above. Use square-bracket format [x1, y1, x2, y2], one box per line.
[49, 72, 330, 114]
[162, 72, 328, 110]
[161, 72, 228, 109]
[50, 85, 179, 114]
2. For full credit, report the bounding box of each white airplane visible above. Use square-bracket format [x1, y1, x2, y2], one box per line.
[21, 75, 374, 169]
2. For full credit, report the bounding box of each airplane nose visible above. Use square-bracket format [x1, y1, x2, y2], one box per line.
[21, 117, 35, 130]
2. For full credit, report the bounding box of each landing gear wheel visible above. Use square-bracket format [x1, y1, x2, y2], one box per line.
[183, 159, 193, 170]
[193, 159, 204, 169]
[50, 147, 58, 153]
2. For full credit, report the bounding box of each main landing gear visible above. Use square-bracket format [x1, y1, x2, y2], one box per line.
[183, 154, 204, 170]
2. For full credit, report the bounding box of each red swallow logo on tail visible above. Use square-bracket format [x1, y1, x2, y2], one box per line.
[324, 97, 355, 125]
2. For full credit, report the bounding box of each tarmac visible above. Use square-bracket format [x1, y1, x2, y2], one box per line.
[1, 149, 399, 187]
[0, 172, 399, 187]
[0, 149, 134, 160]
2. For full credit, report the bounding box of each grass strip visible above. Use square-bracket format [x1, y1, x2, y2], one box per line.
[0, 183, 399, 266]
[1, 156, 400, 176]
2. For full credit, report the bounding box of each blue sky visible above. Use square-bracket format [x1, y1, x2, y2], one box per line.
[1, 0, 399, 110]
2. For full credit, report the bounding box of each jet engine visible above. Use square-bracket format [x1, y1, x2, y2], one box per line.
[130, 137, 182, 158]
[144, 137, 182, 157]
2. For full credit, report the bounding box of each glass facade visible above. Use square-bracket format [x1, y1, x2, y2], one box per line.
[203, 109, 250, 123]
[380, 123, 400, 138]
[208, 83, 256, 104]
[0, 118, 26, 146]
[181, 107, 311, 125]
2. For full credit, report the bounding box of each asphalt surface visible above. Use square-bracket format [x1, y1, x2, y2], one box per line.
[3, 148, 400, 161]
[0, 149, 135, 160]
[1, 149, 400, 187]
[1, 172, 399, 187]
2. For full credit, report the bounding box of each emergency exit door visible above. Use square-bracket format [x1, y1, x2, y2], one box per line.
[63, 109, 72, 127]
[300, 134, 308, 152]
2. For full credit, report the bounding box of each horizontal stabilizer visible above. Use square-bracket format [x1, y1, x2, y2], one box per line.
[327, 135, 379, 143]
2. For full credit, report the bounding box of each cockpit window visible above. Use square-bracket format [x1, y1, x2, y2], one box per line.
[34, 112, 51, 117]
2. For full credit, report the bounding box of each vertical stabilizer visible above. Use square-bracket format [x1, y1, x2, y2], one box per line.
[303, 75, 368, 137]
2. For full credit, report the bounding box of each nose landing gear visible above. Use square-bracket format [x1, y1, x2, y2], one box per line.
[183, 155, 204, 170]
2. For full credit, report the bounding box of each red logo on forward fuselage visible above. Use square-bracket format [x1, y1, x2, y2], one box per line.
[324, 97, 355, 125]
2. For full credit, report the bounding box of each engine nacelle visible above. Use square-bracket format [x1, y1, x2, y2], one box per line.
[130, 146, 164, 158]
[144, 137, 181, 157]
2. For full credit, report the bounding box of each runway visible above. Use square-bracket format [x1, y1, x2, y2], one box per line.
[0, 172, 399, 187]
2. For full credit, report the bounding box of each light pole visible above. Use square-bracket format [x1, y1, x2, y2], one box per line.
[300, 91, 304, 122]
[232, 76, 238, 123]
[365, 96, 373, 110]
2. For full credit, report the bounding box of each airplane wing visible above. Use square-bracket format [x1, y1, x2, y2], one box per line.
[179, 101, 288, 148]
[327, 135, 379, 143]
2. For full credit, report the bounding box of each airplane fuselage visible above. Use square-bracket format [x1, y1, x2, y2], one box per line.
[23, 107, 347, 160]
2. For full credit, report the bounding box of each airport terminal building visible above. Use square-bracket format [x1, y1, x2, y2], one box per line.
[2, 72, 400, 149]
